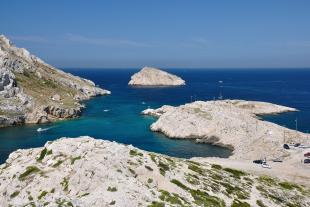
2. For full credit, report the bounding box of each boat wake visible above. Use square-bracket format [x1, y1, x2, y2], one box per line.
[37, 126, 54, 132]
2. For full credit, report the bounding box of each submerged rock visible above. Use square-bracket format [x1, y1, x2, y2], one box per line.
[0, 35, 110, 127]
[128, 66, 185, 86]
[0, 136, 308, 206]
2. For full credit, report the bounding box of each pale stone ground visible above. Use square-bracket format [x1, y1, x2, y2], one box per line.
[0, 137, 309, 207]
[142, 100, 310, 187]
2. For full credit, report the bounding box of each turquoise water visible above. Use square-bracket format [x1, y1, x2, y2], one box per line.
[1, 68, 310, 163]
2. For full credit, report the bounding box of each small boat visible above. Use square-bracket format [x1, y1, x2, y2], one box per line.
[218, 80, 223, 84]
[103, 109, 110, 112]
[37, 127, 53, 132]
[218, 94, 223, 100]
[141, 101, 146, 105]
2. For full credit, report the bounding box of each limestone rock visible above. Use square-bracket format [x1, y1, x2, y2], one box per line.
[0, 136, 308, 206]
[128, 67, 185, 86]
[0, 35, 111, 127]
[142, 100, 309, 160]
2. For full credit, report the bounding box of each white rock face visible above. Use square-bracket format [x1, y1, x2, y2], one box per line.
[0, 35, 110, 127]
[128, 67, 185, 86]
[0, 137, 308, 206]
[142, 100, 309, 160]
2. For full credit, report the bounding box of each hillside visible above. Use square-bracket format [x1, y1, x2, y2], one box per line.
[0, 35, 110, 127]
[0, 137, 309, 206]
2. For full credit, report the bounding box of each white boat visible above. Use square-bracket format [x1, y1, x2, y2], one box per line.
[37, 127, 53, 132]
[103, 109, 110, 112]
[141, 101, 146, 105]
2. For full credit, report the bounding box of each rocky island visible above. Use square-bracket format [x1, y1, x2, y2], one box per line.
[0, 136, 309, 206]
[128, 67, 185, 86]
[142, 100, 310, 160]
[0, 35, 110, 127]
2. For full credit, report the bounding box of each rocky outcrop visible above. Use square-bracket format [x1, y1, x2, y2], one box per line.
[128, 67, 185, 86]
[142, 100, 309, 160]
[0, 136, 308, 206]
[0, 35, 110, 127]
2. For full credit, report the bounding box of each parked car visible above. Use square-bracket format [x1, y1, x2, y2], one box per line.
[304, 159, 310, 164]
[283, 144, 290, 149]
[253, 160, 263, 164]
[304, 152, 310, 157]
[272, 158, 283, 162]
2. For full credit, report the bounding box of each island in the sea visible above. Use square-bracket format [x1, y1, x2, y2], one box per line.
[0, 35, 110, 127]
[142, 100, 309, 159]
[128, 66, 186, 86]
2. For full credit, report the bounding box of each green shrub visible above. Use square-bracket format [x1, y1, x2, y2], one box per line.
[19, 166, 40, 181]
[10, 191, 20, 198]
[70, 156, 81, 165]
[38, 191, 48, 200]
[37, 148, 47, 161]
[223, 168, 246, 178]
[211, 164, 222, 170]
[107, 186, 117, 192]
[231, 199, 250, 207]
[129, 149, 143, 157]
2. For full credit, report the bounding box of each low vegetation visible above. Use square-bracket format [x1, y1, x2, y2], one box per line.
[19, 166, 41, 181]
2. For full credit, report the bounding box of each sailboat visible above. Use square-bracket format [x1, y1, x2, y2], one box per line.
[218, 91, 223, 100]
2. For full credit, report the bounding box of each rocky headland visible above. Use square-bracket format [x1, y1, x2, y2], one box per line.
[128, 67, 185, 86]
[0, 136, 309, 207]
[142, 100, 309, 160]
[0, 35, 110, 127]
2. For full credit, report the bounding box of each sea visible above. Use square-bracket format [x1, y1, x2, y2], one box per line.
[0, 68, 310, 164]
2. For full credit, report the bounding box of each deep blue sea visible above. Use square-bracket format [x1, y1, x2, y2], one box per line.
[1, 68, 310, 164]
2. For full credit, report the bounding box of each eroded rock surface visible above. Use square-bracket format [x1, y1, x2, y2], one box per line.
[128, 67, 185, 86]
[0, 35, 110, 127]
[142, 100, 309, 160]
[0, 137, 309, 206]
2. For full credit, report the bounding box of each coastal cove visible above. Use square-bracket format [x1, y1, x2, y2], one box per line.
[1, 68, 310, 163]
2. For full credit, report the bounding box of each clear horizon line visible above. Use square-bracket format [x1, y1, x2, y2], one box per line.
[59, 67, 310, 70]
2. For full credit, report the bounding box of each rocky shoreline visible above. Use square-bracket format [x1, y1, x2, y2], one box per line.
[0, 35, 110, 127]
[0, 136, 309, 207]
[142, 100, 309, 160]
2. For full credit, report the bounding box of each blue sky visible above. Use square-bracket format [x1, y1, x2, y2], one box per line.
[1, 0, 310, 68]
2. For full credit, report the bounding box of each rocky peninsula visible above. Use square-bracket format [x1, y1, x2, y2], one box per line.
[0, 136, 309, 207]
[142, 100, 309, 160]
[128, 67, 185, 86]
[0, 35, 110, 127]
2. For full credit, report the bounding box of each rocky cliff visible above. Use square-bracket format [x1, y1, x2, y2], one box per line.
[0, 136, 308, 206]
[0, 35, 110, 127]
[128, 67, 185, 86]
[142, 100, 309, 160]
